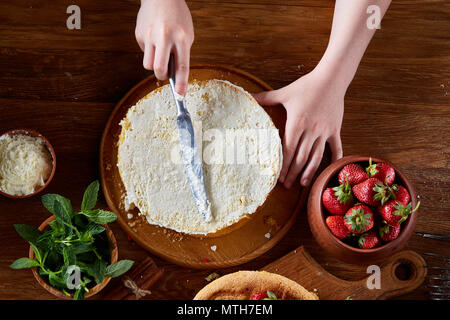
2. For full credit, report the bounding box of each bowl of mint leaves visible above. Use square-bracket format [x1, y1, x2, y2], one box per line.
[10, 180, 134, 300]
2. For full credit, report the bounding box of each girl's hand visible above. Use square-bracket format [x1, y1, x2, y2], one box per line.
[253, 68, 345, 189]
[135, 0, 194, 96]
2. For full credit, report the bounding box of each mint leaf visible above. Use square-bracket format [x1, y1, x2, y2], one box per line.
[70, 242, 94, 255]
[42, 194, 73, 217]
[264, 291, 278, 300]
[48, 219, 60, 231]
[105, 260, 134, 278]
[30, 243, 42, 263]
[74, 288, 85, 300]
[81, 181, 100, 212]
[88, 259, 107, 284]
[53, 200, 72, 226]
[10, 257, 40, 269]
[84, 223, 105, 235]
[48, 272, 66, 289]
[13, 224, 42, 245]
[82, 209, 117, 225]
[62, 247, 76, 266]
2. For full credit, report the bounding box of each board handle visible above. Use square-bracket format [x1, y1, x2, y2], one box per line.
[359, 250, 427, 300]
[262, 246, 427, 300]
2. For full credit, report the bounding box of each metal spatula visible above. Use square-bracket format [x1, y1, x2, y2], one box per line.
[168, 54, 212, 222]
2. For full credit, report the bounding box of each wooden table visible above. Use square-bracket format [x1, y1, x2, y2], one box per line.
[0, 0, 448, 300]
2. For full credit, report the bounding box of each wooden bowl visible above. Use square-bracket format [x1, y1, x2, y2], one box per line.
[0, 128, 56, 199]
[307, 155, 419, 265]
[28, 216, 118, 299]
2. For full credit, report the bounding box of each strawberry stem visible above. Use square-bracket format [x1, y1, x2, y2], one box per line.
[333, 178, 353, 204]
[366, 157, 378, 177]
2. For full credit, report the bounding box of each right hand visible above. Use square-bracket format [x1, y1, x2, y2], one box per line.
[135, 0, 194, 96]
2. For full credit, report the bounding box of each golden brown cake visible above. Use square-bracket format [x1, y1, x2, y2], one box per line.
[194, 271, 319, 300]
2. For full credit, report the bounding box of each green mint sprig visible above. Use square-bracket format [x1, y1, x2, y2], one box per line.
[10, 180, 134, 300]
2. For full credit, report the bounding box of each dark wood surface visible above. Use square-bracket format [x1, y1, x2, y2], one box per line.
[0, 0, 448, 300]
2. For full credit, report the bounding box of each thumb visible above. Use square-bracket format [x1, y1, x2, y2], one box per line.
[252, 90, 283, 107]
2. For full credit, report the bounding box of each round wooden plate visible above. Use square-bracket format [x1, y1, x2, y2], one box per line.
[100, 65, 306, 269]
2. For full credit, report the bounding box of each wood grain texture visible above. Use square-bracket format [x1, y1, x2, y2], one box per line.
[0, 0, 449, 300]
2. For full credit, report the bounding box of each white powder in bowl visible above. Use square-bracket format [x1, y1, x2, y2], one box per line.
[0, 133, 53, 196]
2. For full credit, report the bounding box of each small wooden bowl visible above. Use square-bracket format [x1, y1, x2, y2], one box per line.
[0, 128, 56, 199]
[28, 216, 118, 299]
[307, 155, 419, 265]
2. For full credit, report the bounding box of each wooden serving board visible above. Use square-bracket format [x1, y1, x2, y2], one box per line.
[100, 65, 306, 269]
[262, 246, 427, 300]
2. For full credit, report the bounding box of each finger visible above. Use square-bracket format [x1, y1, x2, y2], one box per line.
[135, 27, 145, 51]
[136, 37, 145, 52]
[143, 42, 155, 70]
[252, 90, 283, 107]
[279, 118, 303, 184]
[300, 138, 325, 187]
[283, 134, 315, 189]
[153, 41, 172, 80]
[174, 43, 191, 96]
[328, 134, 343, 162]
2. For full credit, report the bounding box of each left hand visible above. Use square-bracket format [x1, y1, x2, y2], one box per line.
[253, 68, 345, 189]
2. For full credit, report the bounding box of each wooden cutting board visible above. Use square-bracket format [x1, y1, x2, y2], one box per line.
[100, 65, 306, 269]
[262, 246, 427, 300]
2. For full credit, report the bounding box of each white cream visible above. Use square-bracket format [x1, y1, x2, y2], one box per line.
[0, 134, 53, 196]
[117, 80, 282, 235]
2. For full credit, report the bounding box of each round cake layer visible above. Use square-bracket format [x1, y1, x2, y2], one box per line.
[117, 79, 281, 235]
[194, 271, 319, 300]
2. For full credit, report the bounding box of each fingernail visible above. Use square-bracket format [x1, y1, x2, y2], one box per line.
[301, 178, 309, 187]
[284, 181, 291, 189]
[279, 175, 285, 183]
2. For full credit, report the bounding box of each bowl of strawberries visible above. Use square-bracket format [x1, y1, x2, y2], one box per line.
[307, 155, 420, 264]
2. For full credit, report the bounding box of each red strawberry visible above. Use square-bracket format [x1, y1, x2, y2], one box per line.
[393, 185, 410, 206]
[379, 223, 401, 242]
[250, 292, 268, 300]
[352, 178, 386, 206]
[326, 216, 351, 239]
[379, 200, 420, 225]
[322, 180, 354, 215]
[366, 158, 395, 185]
[358, 230, 381, 249]
[338, 164, 368, 186]
[344, 205, 374, 234]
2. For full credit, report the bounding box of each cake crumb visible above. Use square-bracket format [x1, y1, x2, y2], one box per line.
[127, 213, 133, 220]
[210, 245, 217, 252]
[205, 272, 220, 282]
[264, 232, 271, 239]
